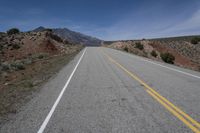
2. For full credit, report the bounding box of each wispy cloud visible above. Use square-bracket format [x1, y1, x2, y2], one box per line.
[1, 4, 200, 40]
[0, 7, 73, 32]
[160, 9, 200, 36]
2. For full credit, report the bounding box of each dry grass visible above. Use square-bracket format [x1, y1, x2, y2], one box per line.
[0, 45, 83, 123]
[104, 38, 200, 71]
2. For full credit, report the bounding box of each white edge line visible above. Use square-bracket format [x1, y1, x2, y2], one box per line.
[142, 58, 200, 79]
[106, 48, 200, 79]
[37, 48, 87, 133]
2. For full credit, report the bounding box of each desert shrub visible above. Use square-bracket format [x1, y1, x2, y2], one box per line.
[124, 47, 128, 52]
[10, 37, 14, 42]
[0, 63, 10, 71]
[135, 42, 144, 50]
[8, 43, 12, 47]
[33, 53, 48, 59]
[0, 44, 3, 51]
[151, 50, 158, 57]
[191, 37, 200, 44]
[63, 39, 69, 44]
[12, 44, 20, 49]
[7, 28, 20, 35]
[23, 81, 34, 88]
[45, 28, 53, 32]
[49, 34, 63, 42]
[160, 52, 175, 64]
[11, 61, 25, 70]
[38, 54, 45, 59]
[22, 58, 33, 65]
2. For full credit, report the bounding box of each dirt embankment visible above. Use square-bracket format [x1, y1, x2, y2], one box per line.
[0, 30, 83, 124]
[104, 38, 200, 71]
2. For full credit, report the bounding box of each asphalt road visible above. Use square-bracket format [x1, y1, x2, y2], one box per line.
[0, 47, 200, 133]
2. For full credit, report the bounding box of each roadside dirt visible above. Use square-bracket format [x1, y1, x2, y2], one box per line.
[0, 46, 82, 125]
[0, 30, 84, 125]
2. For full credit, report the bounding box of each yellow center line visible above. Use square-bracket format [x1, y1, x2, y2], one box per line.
[146, 90, 200, 133]
[102, 50, 200, 133]
[148, 86, 200, 129]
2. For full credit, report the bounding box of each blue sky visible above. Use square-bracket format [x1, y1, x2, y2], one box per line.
[1, 0, 200, 40]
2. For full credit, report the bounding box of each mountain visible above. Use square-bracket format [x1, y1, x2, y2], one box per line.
[33, 26, 46, 32]
[33, 27, 102, 46]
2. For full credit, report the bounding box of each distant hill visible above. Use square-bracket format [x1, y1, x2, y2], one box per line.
[0, 30, 76, 62]
[104, 35, 200, 72]
[33, 27, 102, 46]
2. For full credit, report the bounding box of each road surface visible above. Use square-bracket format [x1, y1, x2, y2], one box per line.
[0, 47, 200, 133]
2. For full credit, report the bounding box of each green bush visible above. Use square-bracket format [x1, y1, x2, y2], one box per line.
[11, 61, 25, 70]
[0, 44, 3, 51]
[38, 54, 45, 59]
[23, 58, 33, 65]
[12, 44, 20, 49]
[151, 50, 158, 57]
[64, 39, 69, 44]
[33, 53, 48, 59]
[135, 42, 144, 50]
[191, 37, 200, 44]
[45, 28, 53, 32]
[49, 34, 63, 42]
[0, 63, 10, 71]
[23, 81, 34, 88]
[124, 47, 128, 52]
[160, 52, 175, 64]
[7, 28, 20, 35]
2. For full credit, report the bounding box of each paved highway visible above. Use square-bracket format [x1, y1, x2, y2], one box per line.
[1, 47, 200, 133]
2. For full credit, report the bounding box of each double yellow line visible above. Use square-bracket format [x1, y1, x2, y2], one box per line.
[103, 52, 200, 133]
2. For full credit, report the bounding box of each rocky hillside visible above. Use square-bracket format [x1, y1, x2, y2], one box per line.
[0, 28, 83, 119]
[0, 29, 83, 62]
[0, 29, 83, 88]
[33, 27, 102, 46]
[104, 36, 200, 71]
